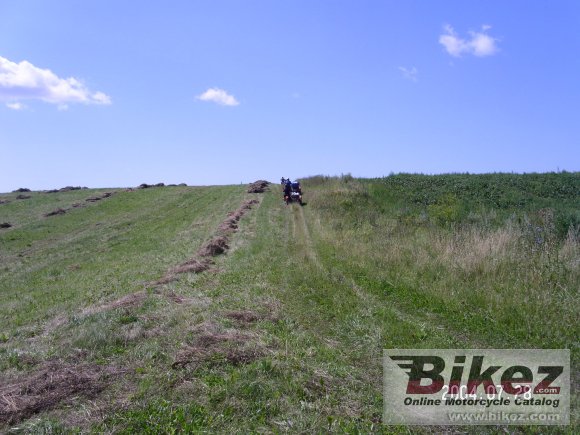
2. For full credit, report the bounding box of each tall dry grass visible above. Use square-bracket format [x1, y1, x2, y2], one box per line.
[306, 176, 579, 353]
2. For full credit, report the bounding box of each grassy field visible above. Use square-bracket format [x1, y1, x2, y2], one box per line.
[0, 174, 578, 433]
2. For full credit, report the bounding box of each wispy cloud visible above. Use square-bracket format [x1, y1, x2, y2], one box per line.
[0, 55, 111, 108]
[439, 25, 499, 57]
[6, 101, 25, 110]
[196, 87, 239, 106]
[398, 66, 418, 82]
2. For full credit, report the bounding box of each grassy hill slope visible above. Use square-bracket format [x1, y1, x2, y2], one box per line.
[0, 175, 578, 433]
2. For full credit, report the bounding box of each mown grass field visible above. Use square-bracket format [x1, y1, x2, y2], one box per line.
[0, 174, 578, 434]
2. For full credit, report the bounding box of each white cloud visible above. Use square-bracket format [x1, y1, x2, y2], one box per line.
[196, 87, 239, 106]
[439, 25, 499, 57]
[470, 32, 497, 56]
[6, 102, 25, 110]
[92, 91, 111, 105]
[398, 66, 418, 82]
[0, 55, 111, 108]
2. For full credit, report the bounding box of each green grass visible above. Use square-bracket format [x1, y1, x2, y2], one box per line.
[306, 174, 579, 353]
[0, 174, 578, 433]
[1, 186, 244, 333]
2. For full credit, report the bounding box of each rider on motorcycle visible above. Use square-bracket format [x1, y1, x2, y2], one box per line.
[283, 179, 292, 201]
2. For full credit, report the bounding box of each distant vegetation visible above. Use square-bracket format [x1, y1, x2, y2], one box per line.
[309, 172, 579, 237]
[371, 172, 579, 237]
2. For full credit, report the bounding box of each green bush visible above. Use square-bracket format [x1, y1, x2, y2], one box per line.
[428, 193, 461, 224]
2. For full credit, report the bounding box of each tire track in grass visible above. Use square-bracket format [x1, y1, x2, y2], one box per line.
[288, 189, 446, 420]
[301, 201, 484, 349]
[292, 196, 459, 346]
[285, 199, 392, 422]
[287, 196, 483, 426]
[291, 204, 321, 269]
[292, 203, 376, 314]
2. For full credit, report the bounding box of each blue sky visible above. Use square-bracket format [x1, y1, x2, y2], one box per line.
[1, 0, 579, 191]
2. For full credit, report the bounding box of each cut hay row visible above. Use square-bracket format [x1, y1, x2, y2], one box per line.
[78, 184, 263, 316]
[43, 192, 116, 218]
[0, 181, 268, 428]
[152, 191, 262, 287]
[0, 362, 125, 425]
